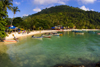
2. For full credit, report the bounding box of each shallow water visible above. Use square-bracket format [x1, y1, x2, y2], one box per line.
[0, 31, 100, 67]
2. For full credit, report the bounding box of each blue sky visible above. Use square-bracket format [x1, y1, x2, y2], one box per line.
[7, 0, 100, 18]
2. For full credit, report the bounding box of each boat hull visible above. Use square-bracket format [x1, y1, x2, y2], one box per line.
[44, 36, 51, 38]
[4, 40, 17, 43]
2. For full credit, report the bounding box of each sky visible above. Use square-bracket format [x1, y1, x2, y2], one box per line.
[7, 0, 100, 18]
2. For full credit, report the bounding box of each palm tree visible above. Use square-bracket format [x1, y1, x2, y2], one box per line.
[1, 0, 13, 11]
[11, 6, 20, 26]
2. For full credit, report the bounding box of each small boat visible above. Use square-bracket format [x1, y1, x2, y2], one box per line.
[54, 33, 60, 36]
[74, 31, 83, 33]
[88, 31, 96, 34]
[43, 36, 51, 38]
[60, 34, 63, 36]
[32, 35, 43, 39]
[4, 40, 17, 43]
[71, 30, 76, 32]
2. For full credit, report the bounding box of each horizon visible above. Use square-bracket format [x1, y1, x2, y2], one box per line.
[7, 0, 100, 18]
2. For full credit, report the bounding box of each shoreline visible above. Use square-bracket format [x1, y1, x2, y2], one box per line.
[5, 30, 64, 40]
[5, 29, 100, 40]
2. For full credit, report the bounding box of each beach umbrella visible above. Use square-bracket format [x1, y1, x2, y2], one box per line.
[9, 25, 16, 29]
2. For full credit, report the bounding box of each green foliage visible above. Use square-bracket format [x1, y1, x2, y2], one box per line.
[11, 6, 20, 26]
[0, 1, 7, 38]
[66, 23, 74, 28]
[1, 0, 13, 11]
[12, 6, 20, 14]
[22, 5, 100, 29]
[13, 17, 23, 27]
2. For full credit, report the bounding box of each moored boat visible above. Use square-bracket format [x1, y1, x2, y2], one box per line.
[43, 36, 51, 38]
[74, 31, 83, 33]
[4, 40, 17, 43]
[32, 35, 43, 39]
[54, 33, 60, 36]
[88, 31, 96, 34]
[54, 33, 63, 36]
[74, 30, 84, 35]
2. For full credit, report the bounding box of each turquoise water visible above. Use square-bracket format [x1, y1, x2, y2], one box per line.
[0, 31, 100, 67]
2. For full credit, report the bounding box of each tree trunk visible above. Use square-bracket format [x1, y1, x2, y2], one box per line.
[11, 14, 15, 26]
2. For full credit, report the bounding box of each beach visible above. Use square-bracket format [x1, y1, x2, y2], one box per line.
[5, 30, 66, 40]
[5, 29, 100, 40]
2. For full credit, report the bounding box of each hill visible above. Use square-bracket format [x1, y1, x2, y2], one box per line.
[21, 5, 100, 29]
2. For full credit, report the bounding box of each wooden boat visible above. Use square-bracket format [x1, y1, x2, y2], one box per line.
[4, 40, 17, 43]
[43, 36, 51, 38]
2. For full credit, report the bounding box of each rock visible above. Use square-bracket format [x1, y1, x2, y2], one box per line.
[96, 62, 100, 67]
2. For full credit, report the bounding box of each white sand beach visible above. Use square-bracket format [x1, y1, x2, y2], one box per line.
[5, 30, 68, 40]
[5, 29, 100, 40]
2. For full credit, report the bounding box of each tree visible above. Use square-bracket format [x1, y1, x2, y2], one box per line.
[1, 0, 13, 11]
[13, 17, 23, 27]
[0, 1, 7, 39]
[67, 23, 74, 28]
[11, 6, 20, 26]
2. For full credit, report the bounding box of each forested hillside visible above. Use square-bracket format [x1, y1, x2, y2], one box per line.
[21, 5, 100, 29]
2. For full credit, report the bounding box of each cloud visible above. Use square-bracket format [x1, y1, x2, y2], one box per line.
[78, 0, 96, 4]
[23, 14, 28, 16]
[80, 6, 89, 11]
[47, 5, 54, 8]
[91, 9, 94, 11]
[33, 8, 41, 12]
[32, 0, 68, 5]
[14, 2, 20, 5]
[58, 1, 66, 5]
[80, 6, 94, 11]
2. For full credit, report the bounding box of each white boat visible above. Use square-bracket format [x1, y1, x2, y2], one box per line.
[43, 36, 51, 38]
[54, 33, 60, 36]
[32, 35, 43, 39]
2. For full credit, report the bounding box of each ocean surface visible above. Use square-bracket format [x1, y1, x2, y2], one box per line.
[0, 31, 100, 67]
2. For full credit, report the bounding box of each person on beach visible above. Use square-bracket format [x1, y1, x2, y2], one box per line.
[12, 34, 18, 41]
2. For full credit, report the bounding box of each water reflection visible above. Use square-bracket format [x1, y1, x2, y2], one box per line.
[0, 45, 16, 67]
